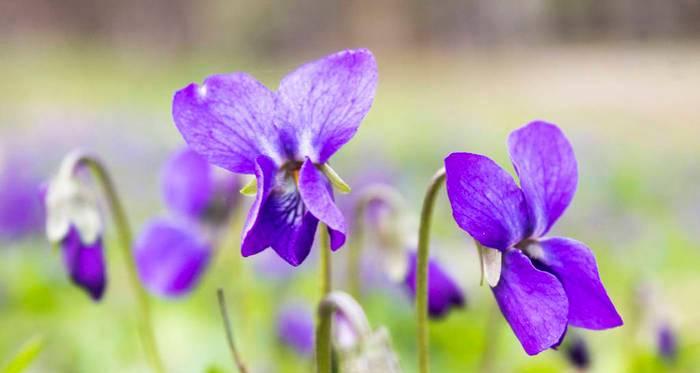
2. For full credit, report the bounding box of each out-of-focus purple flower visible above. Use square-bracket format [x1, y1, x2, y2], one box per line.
[403, 251, 465, 319]
[135, 218, 211, 298]
[657, 323, 677, 363]
[45, 151, 106, 300]
[61, 225, 106, 300]
[161, 147, 239, 226]
[564, 334, 590, 370]
[0, 158, 44, 240]
[277, 304, 315, 356]
[172, 49, 378, 266]
[444, 121, 622, 355]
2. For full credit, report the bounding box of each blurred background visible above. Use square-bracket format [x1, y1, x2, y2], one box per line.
[1, 1, 699, 372]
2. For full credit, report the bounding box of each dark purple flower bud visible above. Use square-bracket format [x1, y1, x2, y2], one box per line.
[657, 324, 677, 363]
[172, 49, 378, 266]
[444, 121, 622, 355]
[135, 218, 212, 298]
[161, 147, 239, 226]
[564, 334, 591, 370]
[61, 225, 107, 301]
[277, 304, 315, 357]
[403, 251, 465, 319]
[0, 157, 44, 240]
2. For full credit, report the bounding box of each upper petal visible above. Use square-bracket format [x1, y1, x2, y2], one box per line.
[508, 121, 578, 237]
[161, 147, 212, 219]
[135, 217, 212, 298]
[173, 72, 282, 174]
[277, 49, 378, 163]
[444, 153, 530, 250]
[298, 158, 346, 250]
[535, 237, 623, 329]
[492, 249, 568, 355]
[61, 226, 106, 301]
[241, 156, 319, 266]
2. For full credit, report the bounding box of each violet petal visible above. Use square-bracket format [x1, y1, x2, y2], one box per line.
[508, 121, 577, 237]
[61, 226, 106, 301]
[298, 158, 346, 250]
[241, 156, 319, 266]
[277, 49, 378, 163]
[135, 218, 211, 298]
[403, 252, 465, 319]
[173, 72, 280, 174]
[444, 152, 530, 250]
[536, 237, 623, 329]
[492, 249, 568, 355]
[161, 147, 212, 219]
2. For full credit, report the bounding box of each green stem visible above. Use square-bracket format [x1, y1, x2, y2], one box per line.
[82, 157, 165, 373]
[316, 225, 332, 373]
[347, 185, 404, 299]
[217, 288, 248, 373]
[416, 168, 446, 373]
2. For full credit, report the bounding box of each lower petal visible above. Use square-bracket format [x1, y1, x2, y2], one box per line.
[536, 237, 623, 329]
[61, 226, 107, 301]
[492, 249, 568, 355]
[298, 158, 346, 250]
[135, 218, 212, 298]
[242, 156, 319, 266]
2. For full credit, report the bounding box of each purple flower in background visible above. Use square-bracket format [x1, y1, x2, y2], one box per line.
[172, 49, 378, 266]
[277, 304, 315, 356]
[45, 151, 106, 301]
[135, 218, 211, 297]
[61, 226, 107, 300]
[564, 334, 590, 370]
[0, 157, 44, 240]
[403, 251, 465, 319]
[444, 121, 622, 355]
[135, 148, 233, 298]
[657, 323, 678, 363]
[161, 147, 239, 225]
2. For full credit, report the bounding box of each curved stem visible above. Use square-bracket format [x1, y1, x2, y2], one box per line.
[316, 225, 332, 373]
[217, 288, 248, 373]
[416, 168, 446, 373]
[81, 157, 165, 373]
[347, 185, 405, 299]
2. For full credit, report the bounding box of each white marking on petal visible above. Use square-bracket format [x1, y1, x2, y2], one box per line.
[197, 84, 207, 98]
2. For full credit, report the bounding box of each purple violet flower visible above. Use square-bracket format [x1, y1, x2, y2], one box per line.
[135, 217, 211, 298]
[135, 148, 232, 298]
[172, 49, 378, 266]
[657, 323, 677, 363]
[161, 147, 239, 225]
[444, 120, 622, 355]
[277, 304, 315, 357]
[61, 225, 107, 300]
[403, 251, 465, 319]
[564, 334, 591, 370]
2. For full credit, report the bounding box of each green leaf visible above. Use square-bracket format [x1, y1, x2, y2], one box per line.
[1, 336, 43, 373]
[239, 178, 257, 196]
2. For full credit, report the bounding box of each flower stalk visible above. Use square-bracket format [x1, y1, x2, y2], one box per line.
[316, 224, 333, 372]
[80, 156, 165, 373]
[217, 288, 248, 373]
[416, 167, 446, 373]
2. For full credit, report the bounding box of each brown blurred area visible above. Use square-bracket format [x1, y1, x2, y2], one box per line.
[2, 0, 700, 55]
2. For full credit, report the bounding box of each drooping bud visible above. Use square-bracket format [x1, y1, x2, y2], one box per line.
[319, 291, 402, 372]
[657, 323, 678, 363]
[45, 150, 102, 245]
[563, 333, 591, 370]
